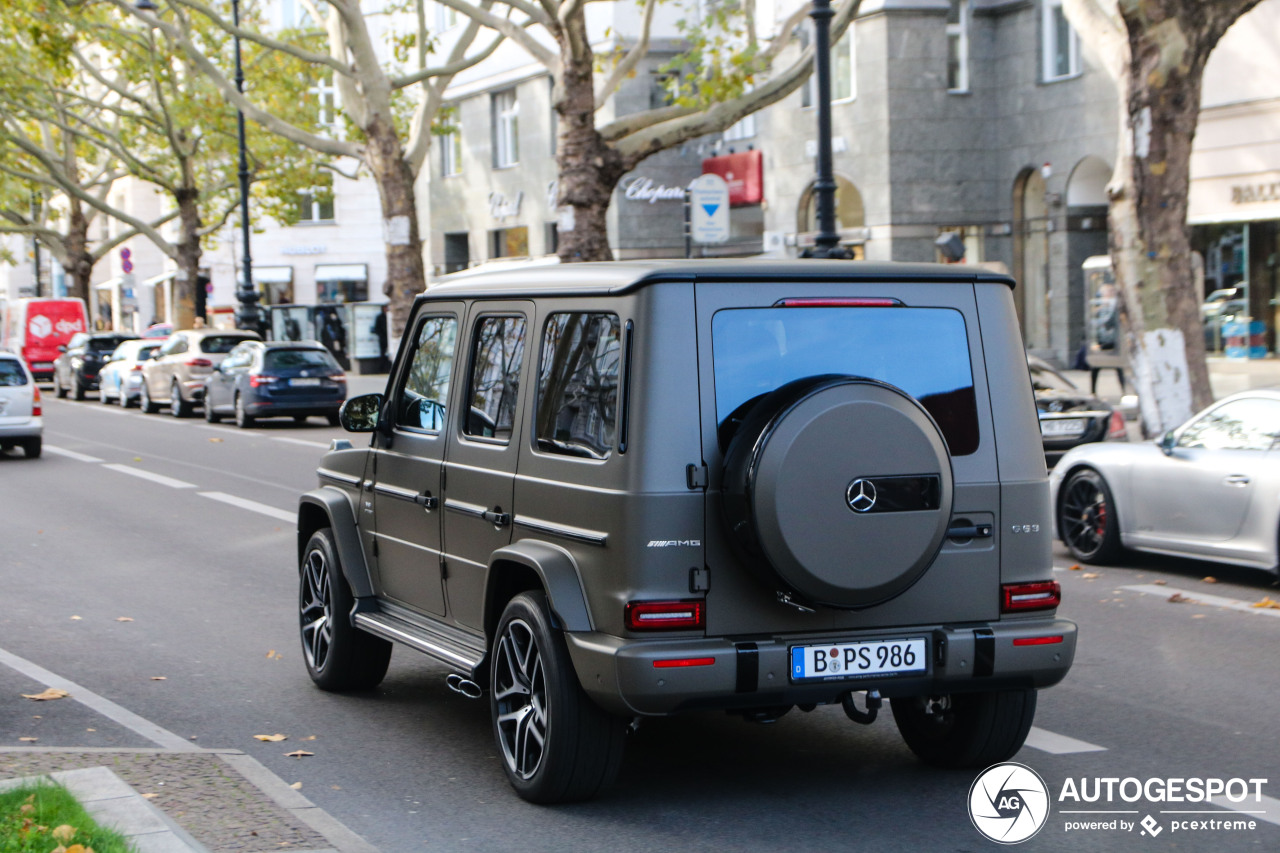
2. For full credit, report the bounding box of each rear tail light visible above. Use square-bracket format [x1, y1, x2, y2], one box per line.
[776, 297, 902, 307]
[653, 657, 716, 668]
[185, 358, 213, 368]
[1107, 410, 1127, 439]
[624, 600, 705, 631]
[130, 364, 144, 372]
[1013, 636, 1064, 647]
[1002, 581, 1061, 613]
[249, 374, 278, 388]
[33, 386, 41, 417]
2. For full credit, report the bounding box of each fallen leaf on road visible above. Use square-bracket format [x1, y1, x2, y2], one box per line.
[116, 617, 134, 622]
[285, 750, 314, 758]
[1069, 564, 1081, 571]
[266, 649, 283, 659]
[1202, 576, 1218, 584]
[142, 793, 158, 799]
[255, 734, 288, 742]
[1250, 596, 1280, 610]
[133, 457, 142, 462]
[1081, 572, 1099, 579]
[1192, 614, 1206, 619]
[22, 688, 69, 701]
[301, 735, 316, 741]
[86, 729, 95, 732]
[208, 437, 224, 443]
[1152, 579, 1167, 585]
[1168, 592, 1192, 604]
[70, 615, 82, 621]
[151, 676, 166, 681]
[18, 737, 37, 742]
[289, 782, 303, 790]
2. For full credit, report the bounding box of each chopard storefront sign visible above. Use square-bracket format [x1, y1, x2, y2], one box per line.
[623, 177, 686, 204]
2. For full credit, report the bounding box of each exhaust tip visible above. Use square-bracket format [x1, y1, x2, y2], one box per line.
[446, 673, 484, 700]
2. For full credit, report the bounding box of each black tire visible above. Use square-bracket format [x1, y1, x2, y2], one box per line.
[119, 384, 133, 408]
[22, 437, 42, 459]
[294, 415, 308, 425]
[490, 591, 625, 804]
[326, 412, 341, 427]
[139, 381, 159, 414]
[98, 383, 111, 405]
[891, 689, 1037, 769]
[1058, 467, 1123, 564]
[71, 373, 85, 401]
[54, 373, 67, 399]
[298, 528, 391, 691]
[234, 394, 254, 429]
[171, 381, 192, 418]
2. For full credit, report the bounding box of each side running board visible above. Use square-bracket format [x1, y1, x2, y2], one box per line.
[353, 610, 487, 677]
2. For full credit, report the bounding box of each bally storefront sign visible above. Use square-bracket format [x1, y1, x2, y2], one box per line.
[701, 150, 764, 207]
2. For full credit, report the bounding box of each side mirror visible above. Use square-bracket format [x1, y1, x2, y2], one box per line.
[339, 393, 383, 433]
[57, 345, 67, 353]
[1159, 430, 1177, 456]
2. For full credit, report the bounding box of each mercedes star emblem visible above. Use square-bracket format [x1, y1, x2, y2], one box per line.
[846, 478, 877, 513]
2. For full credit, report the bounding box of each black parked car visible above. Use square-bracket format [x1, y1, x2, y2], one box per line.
[53, 332, 138, 400]
[1030, 355, 1127, 467]
[203, 340, 346, 428]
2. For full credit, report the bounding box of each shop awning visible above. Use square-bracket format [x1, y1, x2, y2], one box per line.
[252, 265, 295, 284]
[315, 263, 367, 282]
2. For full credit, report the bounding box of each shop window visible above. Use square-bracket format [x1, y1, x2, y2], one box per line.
[1042, 0, 1081, 81]
[947, 0, 970, 92]
[536, 313, 621, 460]
[466, 315, 527, 442]
[489, 226, 529, 259]
[492, 88, 519, 168]
[318, 280, 368, 303]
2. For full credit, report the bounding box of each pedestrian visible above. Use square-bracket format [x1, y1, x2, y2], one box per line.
[372, 304, 389, 371]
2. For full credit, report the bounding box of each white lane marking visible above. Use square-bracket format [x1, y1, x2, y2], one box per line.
[1024, 726, 1108, 755]
[43, 445, 105, 463]
[1122, 584, 1280, 619]
[199, 491, 295, 522]
[0, 646, 201, 752]
[272, 436, 329, 449]
[101, 463, 196, 489]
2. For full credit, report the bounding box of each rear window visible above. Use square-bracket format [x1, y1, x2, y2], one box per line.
[0, 359, 28, 386]
[200, 335, 254, 354]
[712, 306, 979, 455]
[264, 349, 338, 370]
[90, 335, 133, 354]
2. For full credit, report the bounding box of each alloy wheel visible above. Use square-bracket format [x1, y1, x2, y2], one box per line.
[299, 546, 332, 673]
[493, 618, 548, 780]
[1061, 475, 1108, 559]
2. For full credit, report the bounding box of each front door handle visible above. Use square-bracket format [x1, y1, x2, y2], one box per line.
[1224, 474, 1250, 486]
[415, 491, 438, 510]
[482, 509, 511, 526]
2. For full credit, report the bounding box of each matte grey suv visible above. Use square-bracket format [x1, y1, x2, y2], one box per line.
[296, 260, 1075, 803]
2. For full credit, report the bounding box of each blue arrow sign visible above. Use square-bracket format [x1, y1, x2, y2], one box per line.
[702, 204, 720, 217]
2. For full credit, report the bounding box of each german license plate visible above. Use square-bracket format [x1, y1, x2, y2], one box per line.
[290, 378, 321, 386]
[33, 362, 53, 370]
[1040, 417, 1086, 436]
[790, 638, 927, 682]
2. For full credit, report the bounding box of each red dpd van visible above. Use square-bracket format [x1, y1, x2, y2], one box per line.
[1, 298, 89, 382]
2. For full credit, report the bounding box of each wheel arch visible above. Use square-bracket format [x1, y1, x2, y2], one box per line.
[297, 488, 375, 598]
[1054, 462, 1108, 539]
[484, 541, 593, 642]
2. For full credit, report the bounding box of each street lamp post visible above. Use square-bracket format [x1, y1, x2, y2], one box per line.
[802, 0, 852, 260]
[136, 0, 259, 331]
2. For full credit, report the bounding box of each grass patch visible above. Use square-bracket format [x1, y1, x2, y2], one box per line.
[0, 781, 134, 852]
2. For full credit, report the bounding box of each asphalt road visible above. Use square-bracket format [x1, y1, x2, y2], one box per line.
[2, 390, 1278, 851]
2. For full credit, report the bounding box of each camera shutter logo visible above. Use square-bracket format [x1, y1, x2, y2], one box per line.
[968, 763, 1050, 844]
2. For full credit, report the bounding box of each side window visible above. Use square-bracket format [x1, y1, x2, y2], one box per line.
[395, 315, 458, 432]
[465, 315, 527, 441]
[67, 333, 87, 350]
[1177, 398, 1280, 451]
[535, 312, 621, 459]
[158, 336, 183, 356]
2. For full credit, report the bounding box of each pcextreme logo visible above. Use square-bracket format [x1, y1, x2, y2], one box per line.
[969, 763, 1051, 844]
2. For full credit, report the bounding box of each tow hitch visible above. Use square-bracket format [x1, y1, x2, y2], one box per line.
[841, 689, 882, 725]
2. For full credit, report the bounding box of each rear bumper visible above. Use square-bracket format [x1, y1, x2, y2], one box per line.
[565, 618, 1076, 716]
[244, 398, 344, 417]
[0, 420, 43, 440]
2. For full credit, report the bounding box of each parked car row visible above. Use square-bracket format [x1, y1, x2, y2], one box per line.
[41, 328, 347, 429]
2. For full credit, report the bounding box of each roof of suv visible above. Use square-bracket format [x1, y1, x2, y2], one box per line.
[426, 259, 1015, 300]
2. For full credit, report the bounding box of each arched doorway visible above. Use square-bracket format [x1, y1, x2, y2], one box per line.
[1066, 157, 1113, 351]
[797, 175, 866, 258]
[1013, 168, 1050, 350]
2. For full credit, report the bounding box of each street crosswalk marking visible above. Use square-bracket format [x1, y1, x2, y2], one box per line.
[101, 463, 196, 489]
[199, 491, 295, 522]
[1024, 727, 1108, 754]
[1122, 584, 1280, 619]
[43, 445, 104, 463]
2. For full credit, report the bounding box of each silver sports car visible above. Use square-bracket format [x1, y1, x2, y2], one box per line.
[1050, 388, 1280, 573]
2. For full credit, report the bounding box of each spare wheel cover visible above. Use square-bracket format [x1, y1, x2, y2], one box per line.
[744, 378, 953, 608]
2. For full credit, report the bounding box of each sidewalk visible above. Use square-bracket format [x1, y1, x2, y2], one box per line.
[1061, 354, 1280, 406]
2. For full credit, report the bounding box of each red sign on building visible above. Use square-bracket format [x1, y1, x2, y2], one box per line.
[701, 150, 764, 207]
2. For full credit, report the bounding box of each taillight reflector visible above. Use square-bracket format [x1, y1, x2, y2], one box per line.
[1107, 410, 1127, 439]
[185, 358, 213, 368]
[33, 386, 41, 416]
[1013, 636, 1064, 647]
[776, 297, 902, 308]
[249, 374, 278, 388]
[1002, 581, 1061, 613]
[653, 657, 715, 668]
[624, 600, 705, 631]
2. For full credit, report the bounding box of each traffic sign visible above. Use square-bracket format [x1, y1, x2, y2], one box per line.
[689, 173, 730, 244]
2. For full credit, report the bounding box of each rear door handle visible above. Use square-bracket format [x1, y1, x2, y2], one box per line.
[415, 492, 438, 510]
[482, 509, 511, 526]
[1224, 474, 1250, 486]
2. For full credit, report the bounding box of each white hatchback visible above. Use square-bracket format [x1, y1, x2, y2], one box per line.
[0, 352, 42, 458]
